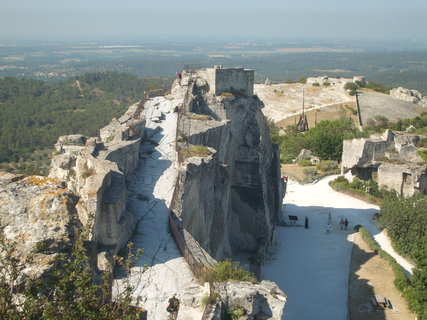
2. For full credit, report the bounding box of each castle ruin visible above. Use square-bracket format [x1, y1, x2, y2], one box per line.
[196, 65, 254, 97]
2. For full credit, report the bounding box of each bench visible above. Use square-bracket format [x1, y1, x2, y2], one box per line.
[288, 215, 298, 225]
[371, 295, 389, 308]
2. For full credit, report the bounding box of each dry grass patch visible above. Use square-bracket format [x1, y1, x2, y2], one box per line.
[187, 114, 213, 121]
[180, 145, 211, 160]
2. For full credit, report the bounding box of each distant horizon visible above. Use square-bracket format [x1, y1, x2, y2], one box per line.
[1, 37, 426, 52]
[1, 0, 427, 46]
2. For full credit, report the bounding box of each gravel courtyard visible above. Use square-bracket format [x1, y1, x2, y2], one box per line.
[262, 176, 413, 320]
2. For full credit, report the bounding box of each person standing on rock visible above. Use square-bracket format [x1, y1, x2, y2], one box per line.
[177, 72, 182, 85]
[167, 294, 180, 320]
[304, 216, 309, 229]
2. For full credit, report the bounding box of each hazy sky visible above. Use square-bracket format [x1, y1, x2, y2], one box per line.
[1, 0, 426, 43]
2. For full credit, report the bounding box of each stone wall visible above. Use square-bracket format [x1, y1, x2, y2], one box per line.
[342, 129, 427, 196]
[197, 66, 254, 97]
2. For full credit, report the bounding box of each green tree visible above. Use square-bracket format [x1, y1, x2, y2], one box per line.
[305, 119, 359, 160]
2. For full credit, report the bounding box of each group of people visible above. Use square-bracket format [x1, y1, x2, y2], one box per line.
[339, 218, 349, 231]
[303, 214, 350, 233]
[325, 213, 349, 234]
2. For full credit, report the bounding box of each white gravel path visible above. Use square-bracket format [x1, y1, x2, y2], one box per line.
[114, 81, 204, 320]
[262, 176, 414, 320]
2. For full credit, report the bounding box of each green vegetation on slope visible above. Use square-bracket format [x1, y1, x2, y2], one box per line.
[208, 259, 257, 283]
[344, 80, 391, 96]
[379, 193, 427, 319]
[329, 176, 389, 204]
[0, 226, 143, 320]
[270, 119, 364, 163]
[0, 72, 172, 174]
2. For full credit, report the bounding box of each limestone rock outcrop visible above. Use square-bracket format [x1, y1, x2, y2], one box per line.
[2, 67, 286, 318]
[206, 280, 286, 320]
[342, 130, 427, 196]
[49, 102, 145, 253]
[390, 87, 427, 106]
[174, 69, 285, 262]
[0, 173, 79, 281]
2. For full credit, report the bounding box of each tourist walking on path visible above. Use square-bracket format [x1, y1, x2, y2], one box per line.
[325, 223, 331, 234]
[304, 216, 309, 229]
[339, 218, 344, 231]
[328, 212, 332, 224]
[344, 218, 349, 231]
[167, 294, 180, 320]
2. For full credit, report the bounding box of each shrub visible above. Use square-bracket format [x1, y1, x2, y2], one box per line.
[303, 167, 317, 177]
[297, 159, 312, 167]
[323, 82, 331, 86]
[365, 81, 390, 94]
[333, 175, 348, 184]
[417, 150, 427, 162]
[200, 295, 209, 307]
[415, 138, 427, 148]
[329, 176, 384, 203]
[316, 160, 338, 172]
[226, 305, 247, 320]
[344, 82, 359, 91]
[209, 259, 256, 283]
[312, 82, 320, 87]
[355, 80, 365, 88]
[201, 291, 220, 307]
[0, 226, 143, 319]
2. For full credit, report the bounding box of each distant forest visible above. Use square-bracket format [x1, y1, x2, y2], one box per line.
[1, 49, 427, 94]
[1, 49, 427, 174]
[0, 72, 172, 174]
[66, 52, 427, 94]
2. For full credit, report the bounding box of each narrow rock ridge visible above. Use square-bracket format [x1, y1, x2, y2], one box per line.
[117, 70, 286, 319]
[174, 69, 285, 263]
[114, 81, 206, 320]
[47, 68, 287, 319]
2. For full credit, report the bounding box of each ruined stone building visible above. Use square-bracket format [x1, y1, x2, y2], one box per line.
[342, 129, 427, 196]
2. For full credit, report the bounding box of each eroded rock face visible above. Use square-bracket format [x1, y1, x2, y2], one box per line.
[390, 87, 427, 106]
[342, 130, 427, 196]
[0, 173, 79, 280]
[49, 102, 145, 253]
[176, 74, 285, 261]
